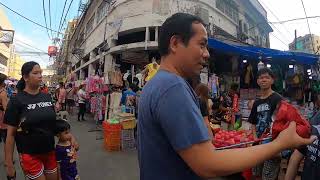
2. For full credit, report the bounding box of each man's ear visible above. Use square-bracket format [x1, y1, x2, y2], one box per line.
[169, 35, 183, 54]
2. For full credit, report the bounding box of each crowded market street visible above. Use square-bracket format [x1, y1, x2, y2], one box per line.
[0, 114, 140, 180]
[1, 0, 320, 180]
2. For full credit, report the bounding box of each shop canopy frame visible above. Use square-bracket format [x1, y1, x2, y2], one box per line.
[208, 38, 320, 65]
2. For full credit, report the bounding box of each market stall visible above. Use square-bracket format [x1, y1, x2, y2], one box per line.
[207, 38, 319, 179]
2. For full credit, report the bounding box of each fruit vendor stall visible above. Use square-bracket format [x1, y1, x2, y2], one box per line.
[208, 38, 320, 127]
[210, 97, 311, 180]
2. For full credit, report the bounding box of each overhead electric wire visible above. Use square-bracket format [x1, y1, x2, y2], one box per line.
[300, 0, 315, 53]
[57, 0, 69, 38]
[269, 23, 291, 44]
[14, 39, 47, 53]
[0, 48, 47, 56]
[58, 0, 74, 37]
[270, 16, 320, 24]
[42, 0, 51, 40]
[258, 0, 292, 43]
[232, 4, 291, 48]
[0, 1, 63, 35]
[48, 0, 53, 38]
[270, 33, 289, 49]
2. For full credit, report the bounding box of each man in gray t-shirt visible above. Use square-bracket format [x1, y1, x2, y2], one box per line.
[138, 13, 315, 180]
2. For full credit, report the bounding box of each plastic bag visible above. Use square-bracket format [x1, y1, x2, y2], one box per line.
[272, 100, 311, 139]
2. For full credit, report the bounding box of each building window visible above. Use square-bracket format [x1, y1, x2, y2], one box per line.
[86, 15, 95, 35]
[97, 1, 109, 22]
[216, 0, 239, 23]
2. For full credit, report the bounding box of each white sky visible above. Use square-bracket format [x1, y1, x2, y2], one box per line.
[258, 0, 320, 51]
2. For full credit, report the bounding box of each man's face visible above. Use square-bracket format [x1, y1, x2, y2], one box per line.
[174, 23, 210, 78]
[257, 73, 274, 90]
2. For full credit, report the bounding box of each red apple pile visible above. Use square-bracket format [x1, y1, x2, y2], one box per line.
[213, 130, 255, 148]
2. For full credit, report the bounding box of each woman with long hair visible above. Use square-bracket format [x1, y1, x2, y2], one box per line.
[195, 83, 213, 138]
[4, 61, 78, 180]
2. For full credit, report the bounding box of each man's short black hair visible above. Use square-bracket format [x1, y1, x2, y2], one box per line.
[257, 68, 275, 79]
[158, 13, 205, 56]
[54, 119, 71, 135]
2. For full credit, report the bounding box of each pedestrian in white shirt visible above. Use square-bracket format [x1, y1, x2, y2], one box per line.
[77, 84, 87, 121]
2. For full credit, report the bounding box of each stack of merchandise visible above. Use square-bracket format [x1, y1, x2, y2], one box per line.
[118, 113, 136, 150]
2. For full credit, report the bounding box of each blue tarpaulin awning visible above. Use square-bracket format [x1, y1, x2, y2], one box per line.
[208, 38, 319, 65]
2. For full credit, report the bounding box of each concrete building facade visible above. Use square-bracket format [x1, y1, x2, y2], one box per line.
[289, 34, 320, 55]
[0, 7, 14, 75]
[42, 66, 57, 87]
[61, 0, 272, 83]
[8, 53, 24, 80]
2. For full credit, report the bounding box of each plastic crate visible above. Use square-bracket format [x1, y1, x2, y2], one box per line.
[121, 119, 136, 130]
[121, 129, 135, 140]
[103, 121, 122, 131]
[103, 121, 121, 152]
[121, 139, 136, 150]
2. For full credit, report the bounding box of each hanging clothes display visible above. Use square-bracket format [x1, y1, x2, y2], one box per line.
[86, 76, 104, 93]
[108, 92, 122, 118]
[108, 71, 123, 87]
[208, 74, 219, 98]
[90, 94, 103, 122]
[135, 73, 143, 87]
[244, 64, 254, 87]
[271, 64, 284, 93]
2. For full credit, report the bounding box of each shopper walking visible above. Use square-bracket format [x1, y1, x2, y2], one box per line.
[4, 61, 78, 180]
[57, 82, 67, 111]
[66, 84, 75, 115]
[137, 13, 315, 180]
[0, 73, 8, 159]
[77, 84, 87, 121]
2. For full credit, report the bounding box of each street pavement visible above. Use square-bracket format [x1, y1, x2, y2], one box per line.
[0, 113, 226, 180]
[0, 114, 139, 180]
